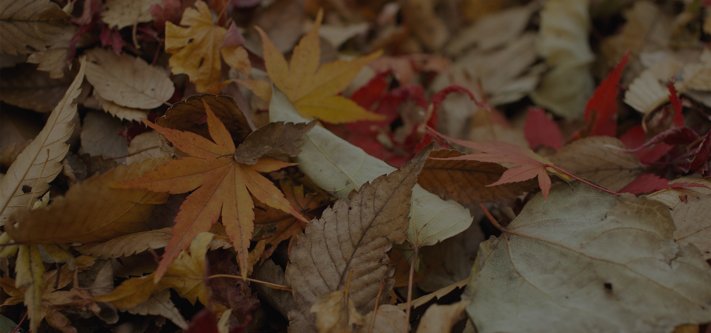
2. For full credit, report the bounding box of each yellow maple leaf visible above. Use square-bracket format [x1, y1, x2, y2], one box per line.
[166, 1, 236, 93]
[256, 11, 384, 123]
[120, 100, 307, 281]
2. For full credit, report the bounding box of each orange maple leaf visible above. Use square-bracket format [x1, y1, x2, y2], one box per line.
[122, 102, 307, 281]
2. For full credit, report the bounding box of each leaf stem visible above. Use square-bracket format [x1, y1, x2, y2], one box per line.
[207, 274, 291, 291]
[550, 165, 619, 196]
[479, 203, 508, 234]
[405, 246, 418, 331]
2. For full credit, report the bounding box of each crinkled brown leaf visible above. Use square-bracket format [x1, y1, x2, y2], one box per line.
[157, 94, 251, 142]
[285, 152, 427, 327]
[6, 159, 169, 244]
[419, 149, 536, 204]
[234, 121, 315, 164]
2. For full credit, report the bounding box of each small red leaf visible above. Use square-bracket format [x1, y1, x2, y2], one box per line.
[584, 52, 630, 137]
[524, 107, 564, 150]
[690, 130, 711, 174]
[667, 82, 685, 127]
[620, 173, 670, 194]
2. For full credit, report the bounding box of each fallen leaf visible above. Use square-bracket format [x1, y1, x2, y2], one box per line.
[101, 0, 161, 29]
[418, 223, 484, 292]
[0, 0, 73, 56]
[583, 52, 629, 136]
[15, 245, 44, 332]
[524, 107, 564, 150]
[419, 149, 536, 204]
[165, 1, 228, 92]
[531, 0, 594, 118]
[80, 111, 128, 161]
[620, 173, 673, 195]
[430, 130, 554, 198]
[161, 232, 212, 304]
[362, 305, 408, 333]
[401, 0, 448, 50]
[121, 99, 306, 281]
[6, 159, 169, 244]
[447, 4, 536, 54]
[93, 93, 149, 121]
[466, 184, 711, 333]
[77, 228, 172, 258]
[234, 122, 315, 165]
[156, 94, 252, 142]
[126, 131, 175, 165]
[0, 60, 85, 225]
[257, 11, 383, 124]
[0, 64, 72, 113]
[416, 300, 469, 333]
[551, 137, 643, 191]
[126, 290, 188, 329]
[270, 88, 473, 247]
[311, 290, 363, 333]
[186, 309, 220, 333]
[85, 48, 175, 110]
[286, 153, 426, 327]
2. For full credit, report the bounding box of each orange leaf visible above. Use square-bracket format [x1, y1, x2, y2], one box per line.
[121, 98, 305, 281]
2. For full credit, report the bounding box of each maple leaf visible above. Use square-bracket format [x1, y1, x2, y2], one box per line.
[583, 52, 629, 137]
[121, 101, 307, 281]
[524, 107, 564, 150]
[428, 129, 555, 198]
[165, 1, 244, 93]
[256, 11, 383, 123]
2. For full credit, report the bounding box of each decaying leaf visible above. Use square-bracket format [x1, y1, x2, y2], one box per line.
[419, 149, 535, 204]
[466, 184, 711, 333]
[0, 0, 73, 56]
[79, 111, 128, 161]
[257, 11, 383, 124]
[101, 0, 161, 29]
[416, 300, 469, 333]
[270, 88, 473, 247]
[234, 121, 315, 165]
[15, 245, 44, 332]
[76, 228, 171, 258]
[126, 290, 188, 329]
[286, 152, 426, 327]
[311, 290, 363, 333]
[156, 94, 251, 142]
[121, 98, 306, 281]
[0, 64, 72, 113]
[6, 159, 169, 244]
[85, 48, 175, 110]
[551, 137, 642, 191]
[0, 60, 85, 225]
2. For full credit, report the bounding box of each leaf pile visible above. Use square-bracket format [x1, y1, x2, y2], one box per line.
[1, 0, 711, 332]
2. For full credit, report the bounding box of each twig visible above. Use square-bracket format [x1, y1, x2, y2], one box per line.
[207, 274, 291, 291]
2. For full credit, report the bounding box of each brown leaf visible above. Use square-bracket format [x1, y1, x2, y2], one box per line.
[311, 290, 363, 333]
[157, 94, 251, 142]
[6, 159, 169, 244]
[361, 305, 408, 333]
[0, 64, 72, 113]
[419, 149, 536, 204]
[234, 121, 315, 164]
[0, 0, 73, 56]
[285, 152, 427, 327]
[76, 228, 172, 258]
[127, 290, 188, 329]
[551, 137, 643, 191]
[415, 300, 468, 333]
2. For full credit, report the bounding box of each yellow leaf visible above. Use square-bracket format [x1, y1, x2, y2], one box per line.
[162, 232, 213, 304]
[165, 1, 225, 93]
[94, 274, 157, 310]
[16, 245, 45, 332]
[257, 11, 383, 123]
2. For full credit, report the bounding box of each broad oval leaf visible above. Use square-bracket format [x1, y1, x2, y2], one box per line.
[466, 184, 711, 333]
[269, 88, 472, 247]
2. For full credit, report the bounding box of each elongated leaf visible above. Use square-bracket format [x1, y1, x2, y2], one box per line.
[0, 0, 73, 56]
[6, 160, 169, 244]
[16, 245, 44, 333]
[0, 60, 85, 225]
[76, 228, 172, 258]
[286, 153, 425, 326]
[466, 184, 711, 333]
[269, 88, 472, 247]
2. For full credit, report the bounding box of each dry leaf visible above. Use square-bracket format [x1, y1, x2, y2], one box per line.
[0, 64, 72, 113]
[79, 111, 128, 161]
[15, 245, 44, 332]
[165, 1, 230, 92]
[419, 149, 535, 204]
[101, 0, 161, 29]
[401, 0, 448, 51]
[161, 232, 212, 305]
[361, 305, 408, 333]
[416, 300, 469, 333]
[234, 122, 315, 165]
[93, 93, 149, 121]
[311, 290, 363, 333]
[156, 94, 251, 142]
[77, 228, 172, 258]
[418, 223, 483, 292]
[270, 88, 473, 248]
[446, 4, 536, 55]
[531, 0, 594, 118]
[257, 11, 383, 124]
[126, 131, 174, 165]
[465, 184, 711, 333]
[85, 48, 175, 110]
[285, 153, 426, 326]
[126, 290, 188, 329]
[551, 137, 642, 191]
[0, 60, 85, 225]
[6, 159, 169, 244]
[0, 0, 73, 56]
[0, 109, 41, 168]
[121, 99, 306, 281]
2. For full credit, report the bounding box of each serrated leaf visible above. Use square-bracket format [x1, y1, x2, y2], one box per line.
[127, 290, 188, 329]
[101, 0, 160, 29]
[286, 154, 425, 326]
[0, 60, 85, 226]
[77, 228, 172, 258]
[6, 159, 169, 244]
[257, 11, 382, 123]
[269, 88, 473, 247]
[85, 48, 175, 110]
[466, 184, 711, 333]
[16, 245, 44, 333]
[0, 0, 73, 56]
